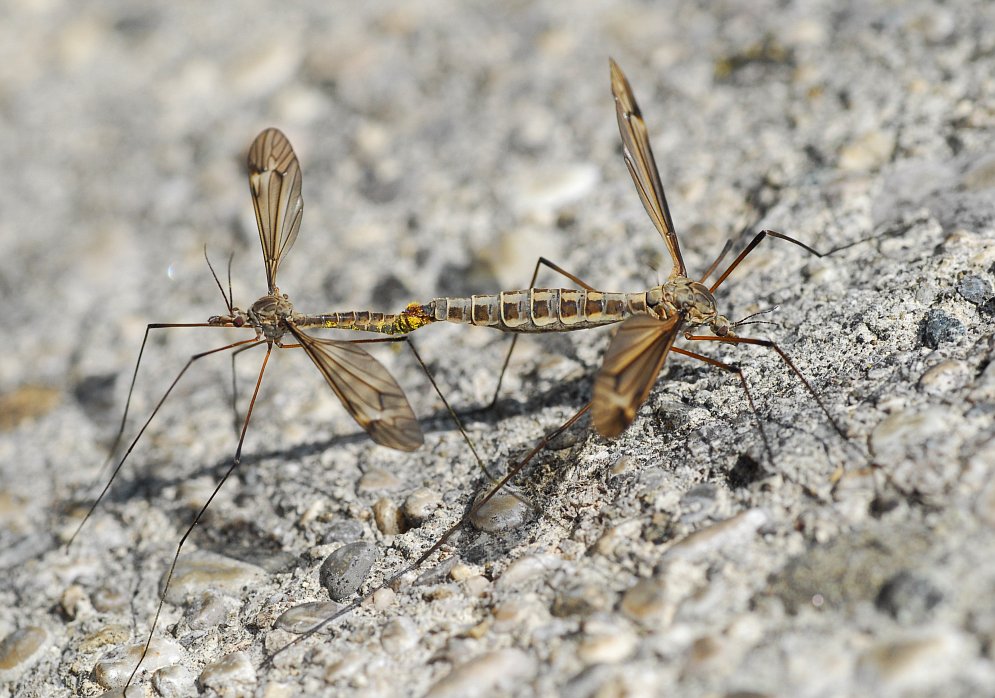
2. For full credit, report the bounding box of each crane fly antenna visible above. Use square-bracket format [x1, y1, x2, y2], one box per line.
[204, 245, 233, 315]
[732, 305, 781, 330]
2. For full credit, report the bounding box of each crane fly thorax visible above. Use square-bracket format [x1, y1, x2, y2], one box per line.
[248, 290, 295, 341]
[648, 277, 718, 324]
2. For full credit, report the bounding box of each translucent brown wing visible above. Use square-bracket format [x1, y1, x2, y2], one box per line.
[248, 128, 303, 293]
[287, 323, 423, 451]
[592, 313, 683, 437]
[609, 58, 686, 279]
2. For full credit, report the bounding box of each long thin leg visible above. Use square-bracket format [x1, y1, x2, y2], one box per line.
[490, 257, 598, 408]
[709, 229, 826, 293]
[125, 344, 273, 689]
[698, 239, 733, 285]
[403, 339, 497, 481]
[286, 334, 495, 481]
[229, 341, 263, 437]
[96, 323, 230, 478]
[67, 335, 264, 549]
[264, 401, 592, 660]
[671, 346, 775, 464]
[684, 334, 848, 442]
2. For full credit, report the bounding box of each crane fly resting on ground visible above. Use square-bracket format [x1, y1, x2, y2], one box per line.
[267, 59, 851, 655]
[70, 128, 484, 690]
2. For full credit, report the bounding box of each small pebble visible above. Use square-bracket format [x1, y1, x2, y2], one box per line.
[969, 361, 995, 402]
[416, 556, 458, 586]
[491, 599, 548, 632]
[153, 663, 195, 698]
[663, 509, 767, 562]
[321, 519, 365, 545]
[163, 550, 266, 604]
[426, 648, 537, 697]
[875, 572, 943, 623]
[856, 631, 970, 690]
[60, 584, 89, 619]
[678, 483, 720, 524]
[495, 555, 559, 588]
[917, 359, 970, 395]
[322, 650, 364, 683]
[838, 130, 895, 171]
[469, 486, 533, 532]
[357, 468, 402, 492]
[93, 638, 184, 688]
[577, 624, 637, 665]
[869, 407, 961, 496]
[319, 541, 378, 601]
[186, 591, 227, 630]
[551, 583, 613, 618]
[920, 309, 965, 348]
[0, 626, 47, 677]
[956, 274, 992, 305]
[402, 487, 442, 526]
[275, 601, 342, 634]
[372, 497, 406, 535]
[198, 651, 256, 697]
[448, 563, 475, 582]
[462, 575, 490, 598]
[380, 616, 419, 654]
[510, 163, 599, 215]
[620, 578, 673, 626]
[0, 385, 60, 431]
[79, 624, 130, 653]
[91, 585, 129, 613]
[372, 586, 396, 611]
[592, 519, 643, 557]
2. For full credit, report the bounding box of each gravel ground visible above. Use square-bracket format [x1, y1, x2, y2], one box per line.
[2, 1, 994, 696]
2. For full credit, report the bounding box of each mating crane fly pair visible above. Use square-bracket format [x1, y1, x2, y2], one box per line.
[322, 59, 842, 450]
[75, 59, 845, 688]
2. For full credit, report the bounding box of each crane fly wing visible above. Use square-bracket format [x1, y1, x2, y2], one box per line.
[248, 128, 303, 293]
[609, 59, 686, 279]
[593, 313, 682, 437]
[287, 324, 424, 452]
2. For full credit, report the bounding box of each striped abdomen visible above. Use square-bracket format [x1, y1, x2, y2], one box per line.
[298, 304, 435, 336]
[428, 288, 647, 333]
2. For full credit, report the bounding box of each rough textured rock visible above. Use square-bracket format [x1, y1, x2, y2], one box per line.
[2, 1, 995, 696]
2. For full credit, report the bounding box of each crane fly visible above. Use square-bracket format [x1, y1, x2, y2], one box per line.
[264, 59, 851, 658]
[71, 128, 484, 690]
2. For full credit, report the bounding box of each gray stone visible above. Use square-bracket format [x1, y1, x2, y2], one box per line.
[197, 651, 256, 697]
[469, 485, 533, 532]
[372, 497, 406, 535]
[152, 663, 196, 698]
[957, 274, 992, 305]
[319, 541, 378, 601]
[875, 572, 943, 624]
[0, 626, 47, 678]
[162, 551, 266, 604]
[426, 648, 537, 697]
[402, 487, 442, 526]
[274, 601, 342, 634]
[93, 639, 184, 689]
[320, 519, 365, 545]
[920, 309, 966, 348]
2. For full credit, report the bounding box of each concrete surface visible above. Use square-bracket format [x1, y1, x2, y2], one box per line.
[1, 1, 994, 696]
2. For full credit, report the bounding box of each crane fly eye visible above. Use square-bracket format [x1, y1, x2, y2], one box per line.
[233, 316, 245, 327]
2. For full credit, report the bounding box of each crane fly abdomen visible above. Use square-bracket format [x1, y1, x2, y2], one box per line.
[424, 288, 650, 333]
